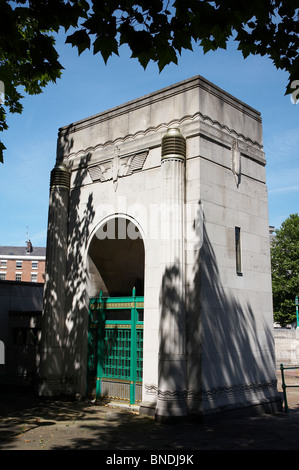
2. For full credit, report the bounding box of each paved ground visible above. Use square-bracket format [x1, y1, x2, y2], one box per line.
[1, 369, 299, 452]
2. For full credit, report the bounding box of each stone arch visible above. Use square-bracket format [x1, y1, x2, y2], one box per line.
[87, 214, 145, 298]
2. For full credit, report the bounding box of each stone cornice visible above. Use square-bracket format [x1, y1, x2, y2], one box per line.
[58, 75, 261, 138]
[63, 111, 263, 165]
[0, 254, 45, 260]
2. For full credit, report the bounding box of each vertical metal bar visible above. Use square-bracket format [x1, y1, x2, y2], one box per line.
[296, 295, 299, 329]
[86, 299, 95, 396]
[280, 363, 289, 412]
[96, 291, 105, 399]
[130, 287, 137, 405]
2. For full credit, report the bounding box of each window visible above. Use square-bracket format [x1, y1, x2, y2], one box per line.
[0, 273, 6, 280]
[235, 227, 242, 275]
[31, 273, 37, 282]
[32, 261, 38, 269]
[15, 273, 22, 281]
[16, 260, 22, 269]
[0, 260, 7, 267]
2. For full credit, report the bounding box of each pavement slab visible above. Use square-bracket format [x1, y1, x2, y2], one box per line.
[1, 370, 299, 451]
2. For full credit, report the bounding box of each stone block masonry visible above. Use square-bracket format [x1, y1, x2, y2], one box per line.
[40, 75, 282, 420]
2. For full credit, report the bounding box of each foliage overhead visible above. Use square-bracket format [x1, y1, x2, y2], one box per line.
[271, 213, 299, 327]
[0, 0, 298, 162]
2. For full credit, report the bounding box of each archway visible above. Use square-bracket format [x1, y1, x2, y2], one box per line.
[86, 216, 145, 404]
[87, 216, 145, 297]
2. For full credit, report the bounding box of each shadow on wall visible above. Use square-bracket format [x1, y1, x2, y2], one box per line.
[63, 152, 95, 393]
[40, 124, 95, 394]
[159, 203, 280, 418]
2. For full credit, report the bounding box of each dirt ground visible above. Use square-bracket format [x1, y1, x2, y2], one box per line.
[1, 369, 299, 452]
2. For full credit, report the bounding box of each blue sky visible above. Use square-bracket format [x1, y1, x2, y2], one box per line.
[0, 33, 298, 247]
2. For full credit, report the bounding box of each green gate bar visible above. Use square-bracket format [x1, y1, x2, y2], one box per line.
[280, 363, 299, 412]
[87, 287, 144, 405]
[130, 287, 137, 404]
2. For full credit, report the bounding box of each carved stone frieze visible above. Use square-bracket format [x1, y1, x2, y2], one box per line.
[231, 139, 241, 186]
[88, 148, 149, 190]
[145, 379, 278, 402]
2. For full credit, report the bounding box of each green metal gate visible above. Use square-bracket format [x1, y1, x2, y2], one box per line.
[87, 287, 143, 405]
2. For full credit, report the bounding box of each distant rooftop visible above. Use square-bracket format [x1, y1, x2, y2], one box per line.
[0, 240, 46, 257]
[269, 225, 276, 243]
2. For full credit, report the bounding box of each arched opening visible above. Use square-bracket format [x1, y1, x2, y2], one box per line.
[86, 216, 145, 404]
[87, 217, 144, 297]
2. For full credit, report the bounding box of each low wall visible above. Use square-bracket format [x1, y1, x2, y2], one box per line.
[274, 328, 299, 366]
[0, 280, 43, 378]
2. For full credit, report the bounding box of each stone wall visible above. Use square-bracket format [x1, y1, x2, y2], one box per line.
[41, 75, 281, 418]
[274, 328, 299, 366]
[0, 280, 43, 381]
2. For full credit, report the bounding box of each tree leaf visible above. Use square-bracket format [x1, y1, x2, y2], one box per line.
[65, 29, 91, 55]
[92, 35, 119, 63]
[271, 214, 299, 326]
[0, 0, 298, 165]
[0, 141, 6, 163]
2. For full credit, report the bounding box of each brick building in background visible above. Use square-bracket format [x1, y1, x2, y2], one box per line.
[0, 241, 46, 283]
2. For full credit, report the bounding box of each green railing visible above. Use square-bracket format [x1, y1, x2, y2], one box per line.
[87, 287, 143, 405]
[280, 363, 299, 412]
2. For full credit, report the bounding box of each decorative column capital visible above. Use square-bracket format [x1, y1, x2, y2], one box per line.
[50, 162, 70, 191]
[161, 128, 186, 162]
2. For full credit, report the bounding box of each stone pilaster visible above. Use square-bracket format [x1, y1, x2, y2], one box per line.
[156, 128, 187, 421]
[39, 162, 70, 395]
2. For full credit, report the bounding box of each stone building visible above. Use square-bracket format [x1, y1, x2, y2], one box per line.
[39, 75, 281, 420]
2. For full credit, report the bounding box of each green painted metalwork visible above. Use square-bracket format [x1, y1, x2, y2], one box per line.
[280, 363, 299, 412]
[87, 287, 144, 405]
